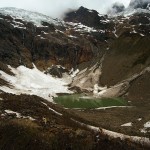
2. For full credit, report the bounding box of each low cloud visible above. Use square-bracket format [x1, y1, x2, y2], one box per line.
[0, 0, 131, 18]
[129, 0, 150, 8]
[107, 2, 125, 15]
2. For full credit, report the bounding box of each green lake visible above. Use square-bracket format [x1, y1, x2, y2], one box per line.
[54, 94, 128, 109]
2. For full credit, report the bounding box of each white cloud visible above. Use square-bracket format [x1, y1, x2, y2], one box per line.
[0, 0, 131, 18]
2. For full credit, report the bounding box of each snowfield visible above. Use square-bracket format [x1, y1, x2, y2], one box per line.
[0, 65, 72, 102]
[0, 7, 63, 27]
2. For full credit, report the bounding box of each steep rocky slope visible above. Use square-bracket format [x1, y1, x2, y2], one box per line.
[0, 7, 96, 70]
[67, 8, 150, 99]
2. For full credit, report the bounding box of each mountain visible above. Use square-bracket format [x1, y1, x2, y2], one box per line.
[64, 6, 111, 29]
[0, 5, 150, 150]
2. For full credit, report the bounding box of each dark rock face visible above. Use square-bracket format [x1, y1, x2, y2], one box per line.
[129, 0, 150, 9]
[45, 65, 69, 78]
[64, 6, 112, 30]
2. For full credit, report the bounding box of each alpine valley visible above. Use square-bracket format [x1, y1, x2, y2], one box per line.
[0, 0, 150, 149]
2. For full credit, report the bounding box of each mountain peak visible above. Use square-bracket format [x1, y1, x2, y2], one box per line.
[64, 6, 108, 29]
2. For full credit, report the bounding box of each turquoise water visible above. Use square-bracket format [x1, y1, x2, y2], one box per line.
[54, 94, 128, 109]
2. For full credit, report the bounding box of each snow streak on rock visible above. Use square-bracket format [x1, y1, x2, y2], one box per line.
[4, 110, 35, 121]
[41, 102, 62, 116]
[71, 118, 150, 147]
[121, 122, 133, 127]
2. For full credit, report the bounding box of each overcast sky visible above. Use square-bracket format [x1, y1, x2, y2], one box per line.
[0, 0, 131, 18]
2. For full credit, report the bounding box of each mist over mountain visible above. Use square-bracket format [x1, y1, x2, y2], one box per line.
[129, 0, 150, 9]
[107, 2, 125, 15]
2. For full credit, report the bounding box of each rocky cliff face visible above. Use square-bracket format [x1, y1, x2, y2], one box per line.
[129, 0, 150, 9]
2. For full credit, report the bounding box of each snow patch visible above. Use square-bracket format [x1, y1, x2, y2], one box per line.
[67, 22, 97, 33]
[144, 121, 150, 128]
[78, 68, 87, 75]
[140, 121, 150, 133]
[41, 102, 62, 116]
[88, 10, 93, 13]
[140, 128, 147, 133]
[130, 28, 137, 34]
[93, 84, 107, 95]
[41, 31, 49, 34]
[121, 122, 132, 127]
[4, 110, 35, 120]
[5, 110, 21, 118]
[68, 35, 77, 38]
[37, 35, 46, 39]
[0, 65, 72, 102]
[55, 29, 64, 34]
[96, 106, 133, 110]
[11, 23, 26, 29]
[140, 33, 145, 36]
[137, 118, 142, 121]
[113, 27, 118, 38]
[70, 69, 79, 78]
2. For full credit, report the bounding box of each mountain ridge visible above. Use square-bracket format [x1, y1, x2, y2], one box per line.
[0, 5, 150, 149]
